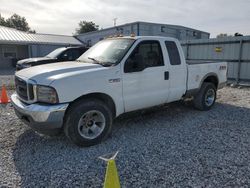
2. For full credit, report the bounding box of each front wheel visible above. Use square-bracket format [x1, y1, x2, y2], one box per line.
[193, 82, 217, 111]
[64, 99, 113, 147]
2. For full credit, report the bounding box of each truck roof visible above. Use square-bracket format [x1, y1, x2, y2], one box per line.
[106, 35, 179, 42]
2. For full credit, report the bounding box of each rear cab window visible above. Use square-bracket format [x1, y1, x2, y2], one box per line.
[165, 41, 181, 65]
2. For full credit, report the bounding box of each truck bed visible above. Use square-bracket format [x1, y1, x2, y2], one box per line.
[186, 60, 222, 65]
[186, 60, 227, 91]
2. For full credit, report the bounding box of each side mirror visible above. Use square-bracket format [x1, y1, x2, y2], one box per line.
[125, 54, 145, 73]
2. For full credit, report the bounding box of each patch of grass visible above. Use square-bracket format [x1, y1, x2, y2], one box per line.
[6, 83, 15, 90]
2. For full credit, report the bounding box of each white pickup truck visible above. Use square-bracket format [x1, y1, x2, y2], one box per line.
[11, 36, 227, 146]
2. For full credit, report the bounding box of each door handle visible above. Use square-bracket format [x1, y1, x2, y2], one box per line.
[164, 71, 169, 80]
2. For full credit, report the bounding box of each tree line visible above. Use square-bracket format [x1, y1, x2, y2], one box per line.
[0, 13, 98, 35]
[0, 13, 36, 33]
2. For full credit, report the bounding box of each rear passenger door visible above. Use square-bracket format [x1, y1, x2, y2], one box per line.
[165, 41, 187, 102]
[122, 40, 170, 112]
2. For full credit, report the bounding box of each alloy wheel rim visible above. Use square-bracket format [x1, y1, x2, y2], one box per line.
[205, 88, 215, 106]
[78, 110, 105, 139]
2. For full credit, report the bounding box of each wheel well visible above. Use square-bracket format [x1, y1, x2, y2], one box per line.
[68, 93, 116, 118]
[203, 75, 218, 88]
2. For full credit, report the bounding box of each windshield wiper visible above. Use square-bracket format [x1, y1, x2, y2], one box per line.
[88, 57, 101, 63]
[87, 57, 113, 67]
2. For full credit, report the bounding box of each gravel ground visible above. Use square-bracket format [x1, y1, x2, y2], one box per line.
[0, 70, 15, 88]
[1, 87, 250, 187]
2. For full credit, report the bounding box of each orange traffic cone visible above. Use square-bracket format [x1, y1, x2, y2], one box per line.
[0, 84, 10, 104]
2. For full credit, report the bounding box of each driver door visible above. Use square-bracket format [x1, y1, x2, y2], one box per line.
[122, 40, 170, 112]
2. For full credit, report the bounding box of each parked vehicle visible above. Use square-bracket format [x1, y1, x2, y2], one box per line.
[16, 46, 88, 70]
[11, 36, 227, 146]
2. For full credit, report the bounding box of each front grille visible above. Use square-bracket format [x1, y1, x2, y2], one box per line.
[15, 76, 34, 101]
[15, 76, 28, 100]
[28, 84, 34, 100]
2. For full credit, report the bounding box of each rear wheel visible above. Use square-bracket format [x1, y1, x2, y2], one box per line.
[193, 82, 217, 111]
[64, 98, 113, 147]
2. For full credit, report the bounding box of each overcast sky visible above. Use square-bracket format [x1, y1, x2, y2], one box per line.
[0, 0, 249, 37]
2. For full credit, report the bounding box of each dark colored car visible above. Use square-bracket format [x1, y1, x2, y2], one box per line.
[16, 46, 88, 71]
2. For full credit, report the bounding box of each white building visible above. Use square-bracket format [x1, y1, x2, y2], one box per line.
[76, 21, 210, 47]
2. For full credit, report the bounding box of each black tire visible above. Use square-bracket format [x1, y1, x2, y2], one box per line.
[64, 98, 113, 147]
[193, 82, 217, 111]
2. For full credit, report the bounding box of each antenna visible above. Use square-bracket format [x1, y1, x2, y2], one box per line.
[113, 18, 117, 26]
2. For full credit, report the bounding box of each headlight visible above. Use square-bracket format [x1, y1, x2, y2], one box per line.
[36, 85, 59, 104]
[22, 64, 32, 68]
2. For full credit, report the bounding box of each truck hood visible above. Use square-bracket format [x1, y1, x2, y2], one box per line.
[16, 61, 103, 85]
[17, 57, 54, 65]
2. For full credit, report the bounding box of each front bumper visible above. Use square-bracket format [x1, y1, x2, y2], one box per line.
[11, 93, 68, 131]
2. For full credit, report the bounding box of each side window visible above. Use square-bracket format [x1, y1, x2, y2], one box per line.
[79, 48, 87, 56]
[70, 49, 80, 59]
[59, 50, 68, 61]
[60, 49, 80, 61]
[124, 41, 164, 73]
[60, 50, 71, 61]
[3, 46, 17, 58]
[165, 41, 181, 65]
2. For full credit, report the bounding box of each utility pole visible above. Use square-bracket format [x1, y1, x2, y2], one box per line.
[113, 18, 117, 26]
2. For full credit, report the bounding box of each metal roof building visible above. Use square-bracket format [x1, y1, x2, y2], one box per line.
[76, 21, 210, 47]
[0, 26, 82, 45]
[181, 35, 250, 84]
[0, 26, 82, 69]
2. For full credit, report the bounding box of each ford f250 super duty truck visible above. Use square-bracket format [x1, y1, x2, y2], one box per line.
[11, 36, 227, 146]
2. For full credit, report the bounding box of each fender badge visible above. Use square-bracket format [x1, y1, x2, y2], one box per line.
[109, 78, 121, 83]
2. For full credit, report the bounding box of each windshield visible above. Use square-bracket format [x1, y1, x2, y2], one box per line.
[78, 38, 135, 65]
[46, 47, 66, 58]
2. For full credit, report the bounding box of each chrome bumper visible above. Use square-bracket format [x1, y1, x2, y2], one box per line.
[11, 93, 68, 131]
